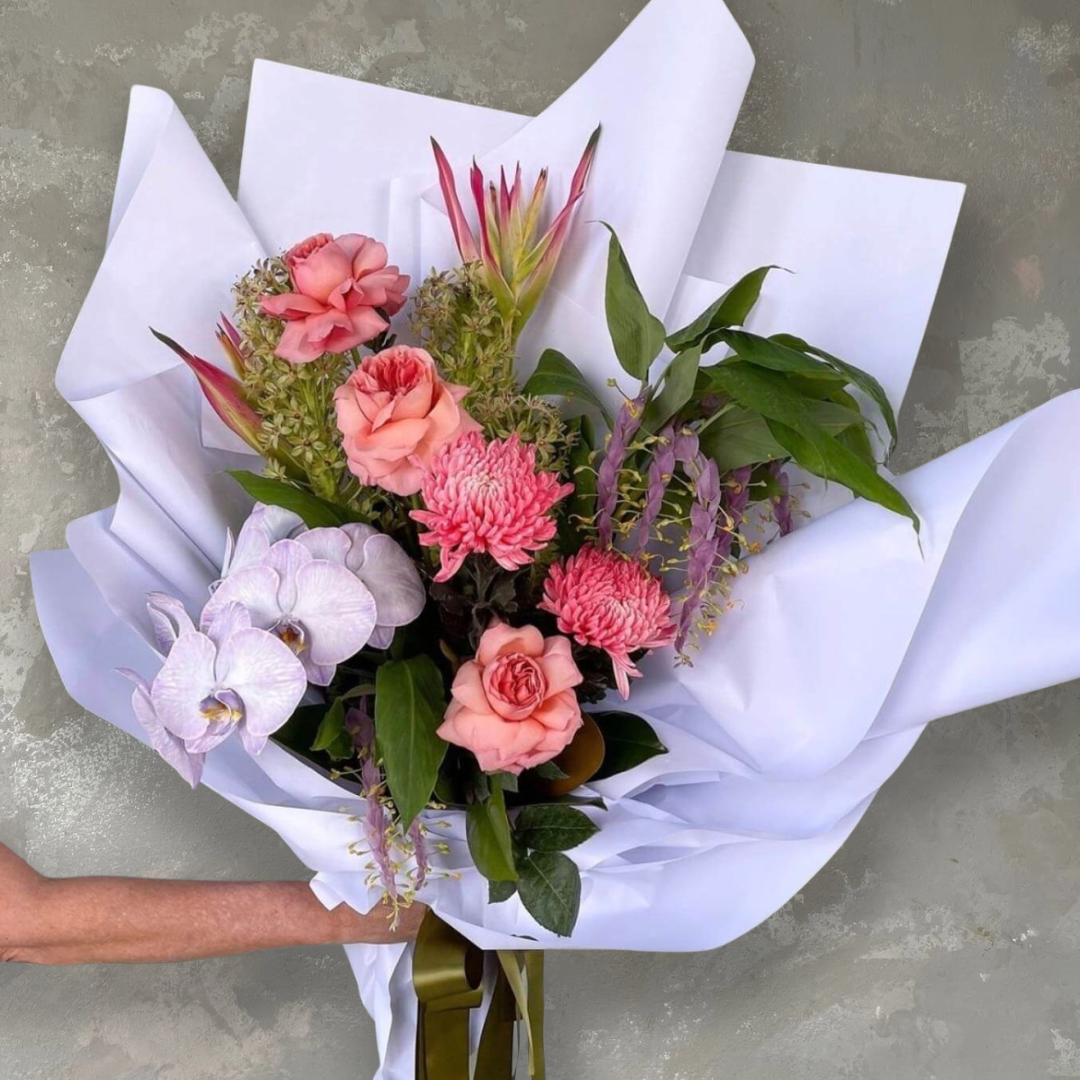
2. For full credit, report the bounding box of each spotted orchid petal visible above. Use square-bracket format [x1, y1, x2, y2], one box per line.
[290, 559, 378, 666]
[118, 671, 205, 788]
[222, 504, 307, 578]
[201, 565, 282, 632]
[214, 627, 307, 739]
[295, 526, 352, 565]
[150, 632, 219, 741]
[204, 600, 252, 649]
[350, 532, 426, 630]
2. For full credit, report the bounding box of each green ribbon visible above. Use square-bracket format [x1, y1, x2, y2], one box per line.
[413, 911, 545, 1080]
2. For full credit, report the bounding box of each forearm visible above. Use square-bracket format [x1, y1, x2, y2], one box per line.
[0, 844, 422, 965]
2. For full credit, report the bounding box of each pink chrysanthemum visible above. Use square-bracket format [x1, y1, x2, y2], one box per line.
[540, 545, 677, 699]
[411, 433, 574, 583]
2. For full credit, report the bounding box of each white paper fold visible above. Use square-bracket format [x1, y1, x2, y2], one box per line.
[29, 2, 1080, 1077]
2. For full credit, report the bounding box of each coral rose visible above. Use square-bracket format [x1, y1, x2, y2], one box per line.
[260, 233, 409, 364]
[438, 621, 584, 774]
[334, 345, 478, 496]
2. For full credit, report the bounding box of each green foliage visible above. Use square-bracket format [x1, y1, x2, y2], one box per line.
[666, 266, 782, 351]
[467, 784, 518, 882]
[602, 224, 666, 382]
[228, 470, 358, 528]
[516, 851, 582, 938]
[523, 349, 614, 427]
[514, 804, 599, 852]
[590, 711, 668, 781]
[375, 656, 449, 829]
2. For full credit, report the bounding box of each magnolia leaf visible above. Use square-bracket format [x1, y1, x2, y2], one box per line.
[517, 851, 582, 937]
[489, 879, 518, 904]
[522, 714, 605, 798]
[229, 470, 353, 528]
[523, 350, 614, 427]
[590, 711, 668, 780]
[467, 784, 518, 882]
[375, 656, 449, 828]
[515, 804, 599, 852]
[642, 345, 702, 431]
[602, 224, 666, 381]
[667, 265, 782, 351]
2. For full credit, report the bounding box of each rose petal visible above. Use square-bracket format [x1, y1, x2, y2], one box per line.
[476, 621, 545, 666]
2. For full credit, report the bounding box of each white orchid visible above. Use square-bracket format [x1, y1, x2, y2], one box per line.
[117, 668, 206, 788]
[202, 537, 379, 685]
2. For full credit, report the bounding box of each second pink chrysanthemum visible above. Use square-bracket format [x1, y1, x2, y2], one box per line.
[411, 432, 574, 583]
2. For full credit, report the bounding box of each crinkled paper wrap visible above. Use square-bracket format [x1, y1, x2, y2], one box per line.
[29, 0, 1080, 1076]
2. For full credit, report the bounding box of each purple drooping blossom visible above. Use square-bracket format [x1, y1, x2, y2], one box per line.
[632, 425, 677, 556]
[675, 449, 724, 653]
[408, 821, 430, 892]
[347, 703, 399, 902]
[596, 392, 647, 548]
[769, 461, 794, 536]
[714, 465, 754, 568]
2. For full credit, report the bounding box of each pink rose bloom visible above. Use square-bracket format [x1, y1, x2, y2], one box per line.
[438, 621, 584, 774]
[260, 233, 410, 364]
[334, 345, 478, 496]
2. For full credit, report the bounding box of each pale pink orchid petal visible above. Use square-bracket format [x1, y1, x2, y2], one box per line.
[215, 627, 307, 738]
[291, 560, 377, 667]
[146, 592, 196, 656]
[118, 670, 205, 788]
[203, 600, 252, 649]
[221, 503, 306, 578]
[349, 532, 426, 631]
[262, 538, 312, 612]
[202, 565, 282, 632]
[150, 632, 219, 741]
[295, 527, 352, 566]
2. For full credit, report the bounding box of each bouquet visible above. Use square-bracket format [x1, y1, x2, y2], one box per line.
[30, 0, 1080, 1075]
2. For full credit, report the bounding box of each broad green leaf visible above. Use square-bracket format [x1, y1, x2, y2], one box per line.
[489, 879, 517, 903]
[517, 851, 582, 937]
[601, 224, 666, 381]
[702, 330, 845, 380]
[590, 711, 668, 780]
[532, 760, 569, 781]
[522, 350, 614, 428]
[467, 784, 517, 881]
[310, 697, 354, 760]
[805, 398, 871, 435]
[709, 362, 918, 530]
[699, 406, 788, 471]
[515, 804, 599, 852]
[491, 771, 520, 793]
[560, 415, 598, 553]
[229, 470, 352, 528]
[667, 266, 781, 351]
[642, 345, 702, 431]
[772, 333, 898, 453]
[375, 656, 449, 828]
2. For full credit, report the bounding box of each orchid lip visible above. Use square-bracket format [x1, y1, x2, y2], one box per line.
[198, 687, 245, 724]
[274, 617, 309, 655]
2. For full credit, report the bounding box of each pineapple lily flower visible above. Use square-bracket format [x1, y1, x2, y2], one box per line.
[431, 126, 600, 341]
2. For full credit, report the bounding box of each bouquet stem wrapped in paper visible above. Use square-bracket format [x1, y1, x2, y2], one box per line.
[30, 1, 1080, 1077]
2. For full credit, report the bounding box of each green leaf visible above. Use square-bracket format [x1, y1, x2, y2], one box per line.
[523, 350, 614, 428]
[532, 760, 569, 781]
[309, 698, 355, 760]
[698, 406, 788, 471]
[515, 804, 599, 852]
[516, 851, 582, 937]
[602, 224, 666, 381]
[702, 330, 846, 381]
[467, 784, 518, 882]
[772, 334, 898, 453]
[560, 414, 598, 554]
[590, 711, 669, 780]
[707, 362, 918, 530]
[375, 656, 449, 828]
[642, 345, 702, 431]
[228, 470, 352, 528]
[667, 266, 781, 351]
[491, 771, 519, 793]
[489, 879, 518, 904]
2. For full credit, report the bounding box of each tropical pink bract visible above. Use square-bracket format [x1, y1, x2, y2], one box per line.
[411, 433, 574, 583]
[260, 233, 409, 364]
[334, 345, 478, 496]
[541, 545, 677, 699]
[438, 621, 584, 774]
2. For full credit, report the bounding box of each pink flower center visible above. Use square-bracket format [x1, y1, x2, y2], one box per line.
[483, 652, 547, 720]
[357, 354, 428, 397]
[285, 232, 334, 269]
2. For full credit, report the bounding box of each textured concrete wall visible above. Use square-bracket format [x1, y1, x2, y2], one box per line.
[2, 0, 1078, 1076]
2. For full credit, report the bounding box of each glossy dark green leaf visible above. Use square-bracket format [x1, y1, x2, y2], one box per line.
[515, 804, 599, 852]
[228, 470, 352, 528]
[467, 784, 518, 882]
[590, 711, 668, 781]
[602, 224, 666, 381]
[489, 879, 518, 904]
[522, 350, 614, 428]
[642, 345, 702, 431]
[702, 330, 844, 380]
[375, 656, 449, 828]
[771, 333, 898, 453]
[517, 851, 582, 937]
[709, 363, 918, 530]
[667, 266, 781, 351]
[310, 697, 354, 760]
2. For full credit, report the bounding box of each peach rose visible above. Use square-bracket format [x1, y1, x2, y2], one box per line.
[260, 233, 409, 364]
[334, 345, 478, 496]
[438, 621, 584, 774]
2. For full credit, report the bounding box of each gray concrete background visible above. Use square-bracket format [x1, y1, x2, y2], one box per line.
[1, 0, 1078, 1076]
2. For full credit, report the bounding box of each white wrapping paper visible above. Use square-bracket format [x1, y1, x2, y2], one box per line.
[29, 1, 1080, 1077]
